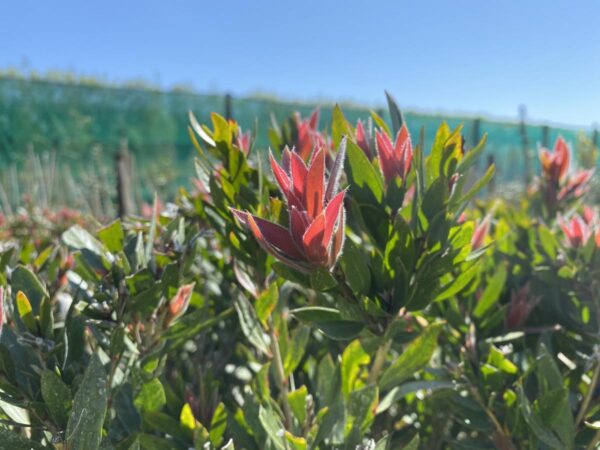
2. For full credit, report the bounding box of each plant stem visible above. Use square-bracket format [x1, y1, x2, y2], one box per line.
[576, 358, 600, 428]
[367, 338, 392, 385]
[269, 322, 294, 428]
[468, 384, 515, 450]
[586, 428, 600, 450]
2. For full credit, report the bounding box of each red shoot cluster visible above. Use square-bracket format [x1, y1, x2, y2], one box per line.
[295, 109, 328, 161]
[375, 125, 413, 184]
[232, 145, 346, 273]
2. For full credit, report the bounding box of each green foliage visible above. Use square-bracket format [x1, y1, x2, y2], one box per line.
[0, 95, 598, 450]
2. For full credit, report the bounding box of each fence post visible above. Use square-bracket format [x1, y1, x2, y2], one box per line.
[518, 105, 532, 185]
[541, 125, 550, 148]
[472, 118, 481, 148]
[487, 155, 496, 194]
[224, 93, 233, 120]
[116, 135, 132, 218]
[592, 124, 598, 165]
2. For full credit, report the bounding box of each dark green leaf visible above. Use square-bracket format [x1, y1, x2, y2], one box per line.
[11, 265, 46, 312]
[346, 141, 384, 204]
[41, 370, 72, 426]
[315, 320, 365, 341]
[379, 323, 443, 391]
[473, 264, 507, 318]
[385, 91, 404, 135]
[66, 353, 108, 450]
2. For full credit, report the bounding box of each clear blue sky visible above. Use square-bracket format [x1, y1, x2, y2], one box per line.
[1, 0, 599, 126]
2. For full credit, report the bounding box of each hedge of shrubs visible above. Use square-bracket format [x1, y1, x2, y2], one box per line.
[0, 94, 598, 449]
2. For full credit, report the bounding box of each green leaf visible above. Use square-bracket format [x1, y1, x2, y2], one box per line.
[385, 91, 404, 135]
[288, 386, 307, 425]
[340, 239, 371, 295]
[134, 378, 166, 412]
[97, 220, 125, 253]
[272, 262, 309, 285]
[33, 245, 53, 270]
[41, 370, 72, 426]
[536, 388, 574, 448]
[434, 262, 480, 302]
[377, 380, 458, 414]
[400, 434, 420, 450]
[109, 383, 141, 441]
[11, 265, 46, 312]
[284, 432, 307, 450]
[536, 344, 563, 392]
[538, 224, 557, 259]
[451, 163, 494, 207]
[209, 402, 227, 447]
[375, 435, 391, 450]
[341, 340, 370, 398]
[0, 430, 45, 450]
[163, 307, 234, 350]
[283, 325, 310, 376]
[487, 346, 518, 374]
[138, 432, 180, 450]
[426, 123, 450, 186]
[331, 104, 353, 149]
[346, 140, 384, 204]
[347, 384, 378, 435]
[62, 224, 113, 262]
[16, 291, 36, 332]
[310, 269, 338, 291]
[370, 110, 391, 136]
[517, 385, 563, 448]
[473, 264, 507, 318]
[256, 283, 279, 326]
[258, 406, 286, 450]
[234, 294, 271, 356]
[456, 134, 487, 174]
[379, 323, 444, 391]
[144, 411, 191, 441]
[179, 402, 196, 430]
[291, 306, 342, 322]
[422, 178, 448, 222]
[315, 320, 365, 341]
[66, 353, 108, 450]
[189, 110, 216, 147]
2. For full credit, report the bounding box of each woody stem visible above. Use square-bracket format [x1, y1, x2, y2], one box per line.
[575, 357, 600, 428]
[367, 338, 392, 385]
[269, 320, 294, 428]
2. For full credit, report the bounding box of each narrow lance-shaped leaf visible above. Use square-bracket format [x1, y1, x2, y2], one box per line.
[379, 323, 444, 391]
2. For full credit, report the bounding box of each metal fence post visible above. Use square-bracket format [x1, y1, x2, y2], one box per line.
[541, 125, 550, 148]
[472, 118, 481, 148]
[518, 105, 531, 184]
[487, 154, 496, 194]
[225, 93, 233, 120]
[116, 135, 132, 218]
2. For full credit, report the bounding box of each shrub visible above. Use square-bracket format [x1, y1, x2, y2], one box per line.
[0, 94, 598, 449]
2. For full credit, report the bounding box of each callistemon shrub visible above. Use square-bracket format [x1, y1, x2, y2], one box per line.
[0, 93, 599, 450]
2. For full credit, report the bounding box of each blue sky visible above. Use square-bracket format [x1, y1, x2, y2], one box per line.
[1, 0, 599, 126]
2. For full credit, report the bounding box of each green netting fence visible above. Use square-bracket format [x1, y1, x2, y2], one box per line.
[0, 76, 595, 215]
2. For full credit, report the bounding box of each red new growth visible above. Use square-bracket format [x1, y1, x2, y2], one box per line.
[375, 125, 413, 184]
[560, 214, 592, 248]
[165, 283, 195, 326]
[539, 137, 570, 183]
[232, 144, 347, 273]
[295, 108, 327, 161]
[471, 215, 491, 250]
